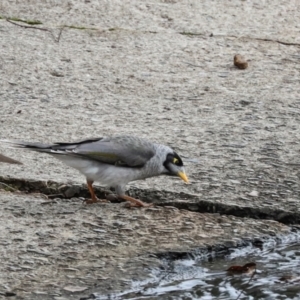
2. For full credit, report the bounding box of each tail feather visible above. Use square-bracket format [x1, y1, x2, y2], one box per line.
[0, 140, 61, 154]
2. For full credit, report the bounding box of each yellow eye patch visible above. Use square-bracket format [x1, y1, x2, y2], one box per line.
[173, 158, 179, 164]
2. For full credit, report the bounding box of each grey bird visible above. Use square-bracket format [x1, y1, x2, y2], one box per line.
[0, 153, 22, 165]
[2, 136, 188, 207]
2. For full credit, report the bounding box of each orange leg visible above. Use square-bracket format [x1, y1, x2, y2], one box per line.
[85, 180, 108, 204]
[119, 195, 153, 208]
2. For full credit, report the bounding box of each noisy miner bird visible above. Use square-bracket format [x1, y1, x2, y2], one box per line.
[0, 153, 22, 165]
[2, 136, 188, 207]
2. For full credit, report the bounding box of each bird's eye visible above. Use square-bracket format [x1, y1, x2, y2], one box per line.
[173, 158, 179, 164]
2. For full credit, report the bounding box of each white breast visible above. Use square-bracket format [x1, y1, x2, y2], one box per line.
[52, 155, 141, 186]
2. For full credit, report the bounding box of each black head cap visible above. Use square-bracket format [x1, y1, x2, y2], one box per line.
[163, 151, 183, 172]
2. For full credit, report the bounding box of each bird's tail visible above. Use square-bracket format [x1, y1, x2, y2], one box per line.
[0, 140, 55, 154]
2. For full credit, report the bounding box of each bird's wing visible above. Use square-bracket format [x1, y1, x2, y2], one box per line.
[55, 136, 156, 167]
[1, 136, 156, 167]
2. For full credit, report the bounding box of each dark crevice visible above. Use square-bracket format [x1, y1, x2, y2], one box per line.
[0, 176, 299, 225]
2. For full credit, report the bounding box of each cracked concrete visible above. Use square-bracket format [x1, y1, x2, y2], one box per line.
[0, 0, 300, 298]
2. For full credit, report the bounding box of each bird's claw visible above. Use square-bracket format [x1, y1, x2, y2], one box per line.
[125, 201, 154, 208]
[84, 197, 109, 204]
[120, 195, 154, 208]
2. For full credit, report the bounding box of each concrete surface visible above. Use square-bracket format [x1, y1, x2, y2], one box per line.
[0, 0, 300, 298]
[0, 190, 290, 299]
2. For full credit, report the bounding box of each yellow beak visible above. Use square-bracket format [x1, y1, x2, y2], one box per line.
[178, 171, 189, 183]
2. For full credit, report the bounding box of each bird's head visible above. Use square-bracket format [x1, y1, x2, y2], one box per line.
[163, 152, 189, 183]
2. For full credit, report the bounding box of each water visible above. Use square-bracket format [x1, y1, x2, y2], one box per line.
[95, 230, 300, 300]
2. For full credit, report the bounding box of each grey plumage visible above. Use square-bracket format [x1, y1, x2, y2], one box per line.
[2, 135, 188, 206]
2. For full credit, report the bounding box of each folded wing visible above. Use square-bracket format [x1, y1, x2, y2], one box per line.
[2, 136, 156, 168]
[69, 136, 156, 167]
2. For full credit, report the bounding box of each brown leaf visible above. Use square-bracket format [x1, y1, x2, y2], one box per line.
[234, 54, 249, 69]
[227, 262, 256, 274]
[227, 265, 245, 273]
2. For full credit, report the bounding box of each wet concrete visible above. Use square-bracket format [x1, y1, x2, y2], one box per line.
[0, 188, 290, 299]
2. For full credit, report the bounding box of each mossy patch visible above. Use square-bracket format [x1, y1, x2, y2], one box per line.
[65, 25, 95, 30]
[179, 31, 203, 36]
[8, 17, 43, 25]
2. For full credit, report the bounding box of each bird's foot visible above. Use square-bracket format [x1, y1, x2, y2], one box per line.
[85, 180, 109, 204]
[84, 197, 109, 204]
[125, 201, 153, 208]
[120, 195, 153, 208]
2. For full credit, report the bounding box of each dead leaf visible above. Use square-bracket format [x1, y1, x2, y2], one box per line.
[227, 262, 256, 274]
[234, 54, 248, 69]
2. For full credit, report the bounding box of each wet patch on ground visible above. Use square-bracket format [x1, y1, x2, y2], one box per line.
[91, 230, 300, 300]
[0, 187, 290, 299]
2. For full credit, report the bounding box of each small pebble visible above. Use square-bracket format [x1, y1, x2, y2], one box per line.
[234, 54, 248, 69]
